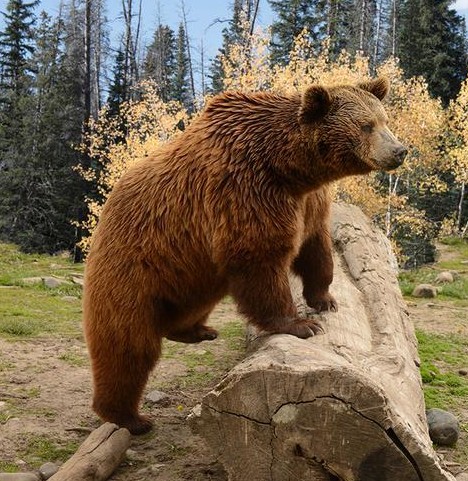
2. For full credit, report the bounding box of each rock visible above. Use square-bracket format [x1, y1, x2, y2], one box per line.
[38, 462, 59, 480]
[412, 284, 438, 298]
[145, 389, 170, 406]
[71, 276, 84, 286]
[458, 369, 468, 376]
[456, 473, 468, 481]
[427, 408, 460, 446]
[435, 271, 454, 283]
[21, 277, 43, 285]
[43, 277, 70, 289]
[0, 474, 41, 481]
[125, 449, 139, 461]
[0, 401, 7, 411]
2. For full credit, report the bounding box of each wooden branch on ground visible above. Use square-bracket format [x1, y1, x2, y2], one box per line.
[190, 203, 455, 481]
[49, 423, 130, 481]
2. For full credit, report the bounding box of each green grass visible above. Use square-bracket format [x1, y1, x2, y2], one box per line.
[416, 330, 468, 410]
[0, 243, 83, 339]
[0, 461, 19, 472]
[438, 237, 468, 271]
[219, 320, 245, 351]
[399, 236, 468, 302]
[399, 269, 467, 301]
[23, 435, 78, 467]
[58, 351, 87, 367]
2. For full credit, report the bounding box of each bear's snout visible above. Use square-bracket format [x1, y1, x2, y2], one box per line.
[374, 127, 407, 171]
[392, 144, 408, 167]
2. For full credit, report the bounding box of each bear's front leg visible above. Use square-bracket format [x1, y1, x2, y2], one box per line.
[228, 261, 323, 338]
[293, 231, 338, 313]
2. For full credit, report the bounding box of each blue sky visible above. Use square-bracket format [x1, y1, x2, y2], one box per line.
[0, 0, 274, 62]
[0, 0, 466, 67]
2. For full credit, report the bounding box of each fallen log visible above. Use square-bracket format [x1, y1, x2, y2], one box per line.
[190, 203, 455, 481]
[49, 423, 130, 481]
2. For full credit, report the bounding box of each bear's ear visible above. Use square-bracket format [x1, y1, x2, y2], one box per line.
[298, 85, 332, 124]
[358, 77, 390, 101]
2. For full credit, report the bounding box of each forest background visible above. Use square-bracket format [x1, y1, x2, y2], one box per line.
[0, 0, 467, 266]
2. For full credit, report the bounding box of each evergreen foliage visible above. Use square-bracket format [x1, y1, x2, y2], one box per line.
[143, 24, 176, 102]
[269, 0, 326, 64]
[173, 22, 192, 110]
[398, 0, 467, 104]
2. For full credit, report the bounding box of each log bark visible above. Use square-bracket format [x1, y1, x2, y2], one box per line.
[190, 203, 455, 481]
[49, 423, 130, 481]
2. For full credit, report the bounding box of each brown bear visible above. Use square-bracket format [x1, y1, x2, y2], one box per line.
[83, 77, 406, 435]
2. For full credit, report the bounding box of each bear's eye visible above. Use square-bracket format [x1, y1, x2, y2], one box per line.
[361, 124, 374, 134]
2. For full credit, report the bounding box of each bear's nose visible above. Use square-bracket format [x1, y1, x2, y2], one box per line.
[394, 145, 408, 163]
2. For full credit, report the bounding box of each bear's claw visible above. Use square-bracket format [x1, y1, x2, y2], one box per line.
[308, 293, 338, 313]
[269, 318, 324, 339]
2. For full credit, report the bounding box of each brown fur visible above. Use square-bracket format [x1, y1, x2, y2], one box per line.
[83, 77, 406, 434]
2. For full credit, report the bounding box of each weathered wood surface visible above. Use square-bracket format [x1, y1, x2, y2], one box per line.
[190, 203, 454, 481]
[48, 423, 130, 481]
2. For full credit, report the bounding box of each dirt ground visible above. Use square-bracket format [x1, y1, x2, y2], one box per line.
[0, 247, 467, 479]
[0, 301, 241, 481]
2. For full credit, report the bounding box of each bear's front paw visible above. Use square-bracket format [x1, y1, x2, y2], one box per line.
[271, 318, 324, 339]
[307, 292, 338, 313]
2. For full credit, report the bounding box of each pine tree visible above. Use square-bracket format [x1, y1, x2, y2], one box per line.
[325, 0, 355, 57]
[398, 0, 467, 103]
[0, 0, 38, 245]
[0, 0, 38, 95]
[172, 22, 193, 111]
[269, 0, 327, 65]
[29, 11, 89, 252]
[143, 24, 176, 102]
[108, 49, 127, 116]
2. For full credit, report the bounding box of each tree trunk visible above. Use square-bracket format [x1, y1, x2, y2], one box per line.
[48, 423, 130, 481]
[190, 203, 455, 481]
[457, 181, 465, 235]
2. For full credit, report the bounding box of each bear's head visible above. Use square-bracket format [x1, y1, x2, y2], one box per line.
[298, 77, 407, 175]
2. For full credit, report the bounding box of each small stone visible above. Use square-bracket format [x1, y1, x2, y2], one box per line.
[38, 462, 60, 480]
[71, 276, 84, 286]
[0, 474, 41, 481]
[427, 408, 460, 446]
[435, 271, 454, 283]
[125, 449, 138, 461]
[458, 368, 468, 376]
[0, 401, 7, 411]
[145, 389, 170, 406]
[412, 284, 438, 298]
[43, 277, 68, 289]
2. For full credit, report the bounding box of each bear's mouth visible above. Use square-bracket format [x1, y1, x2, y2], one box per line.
[368, 156, 405, 172]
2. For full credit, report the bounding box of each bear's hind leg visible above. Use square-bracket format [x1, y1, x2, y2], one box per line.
[86, 303, 161, 435]
[91, 345, 159, 435]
